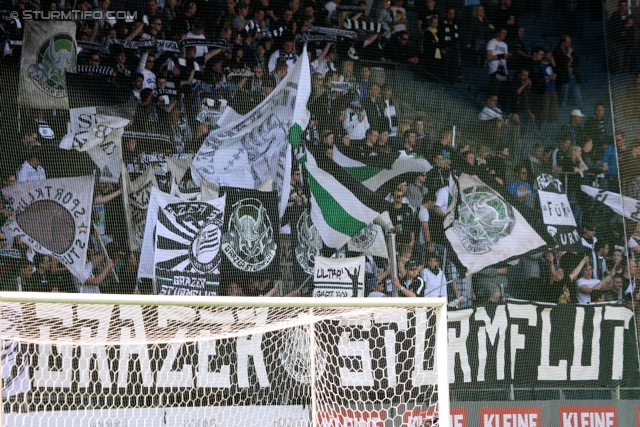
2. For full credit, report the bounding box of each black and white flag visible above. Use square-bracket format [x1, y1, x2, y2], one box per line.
[445, 174, 547, 275]
[1, 175, 95, 281]
[221, 188, 280, 279]
[123, 167, 157, 252]
[313, 256, 365, 298]
[154, 196, 226, 296]
[60, 109, 130, 183]
[537, 173, 581, 248]
[294, 209, 324, 276]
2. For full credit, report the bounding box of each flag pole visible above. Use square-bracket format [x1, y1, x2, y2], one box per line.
[451, 125, 456, 148]
[386, 231, 398, 297]
[120, 148, 137, 253]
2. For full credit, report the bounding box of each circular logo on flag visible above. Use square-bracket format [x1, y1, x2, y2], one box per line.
[28, 33, 77, 99]
[189, 220, 222, 273]
[453, 185, 515, 254]
[16, 200, 75, 255]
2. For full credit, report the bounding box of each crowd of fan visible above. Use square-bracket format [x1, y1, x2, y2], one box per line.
[0, 0, 638, 311]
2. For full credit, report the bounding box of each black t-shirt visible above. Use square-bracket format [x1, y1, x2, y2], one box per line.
[416, 5, 439, 29]
[389, 203, 416, 244]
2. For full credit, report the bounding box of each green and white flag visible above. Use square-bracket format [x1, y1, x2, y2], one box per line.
[191, 45, 311, 218]
[19, 21, 77, 110]
[332, 145, 432, 191]
[445, 173, 546, 275]
[299, 149, 391, 249]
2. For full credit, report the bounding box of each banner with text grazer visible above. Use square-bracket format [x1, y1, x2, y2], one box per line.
[0, 301, 636, 409]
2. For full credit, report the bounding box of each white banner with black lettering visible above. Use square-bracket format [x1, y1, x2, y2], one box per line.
[1, 175, 94, 281]
[313, 256, 365, 297]
[60, 108, 130, 183]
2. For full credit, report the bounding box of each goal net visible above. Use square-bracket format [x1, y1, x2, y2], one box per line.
[0, 293, 449, 427]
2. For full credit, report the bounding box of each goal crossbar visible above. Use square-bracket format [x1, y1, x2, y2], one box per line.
[0, 292, 450, 427]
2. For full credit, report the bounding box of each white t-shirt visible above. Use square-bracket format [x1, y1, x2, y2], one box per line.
[421, 267, 445, 298]
[185, 32, 208, 58]
[486, 38, 509, 74]
[576, 277, 600, 304]
[418, 205, 430, 245]
[310, 58, 336, 77]
[390, 6, 407, 34]
[435, 186, 450, 213]
[17, 160, 46, 182]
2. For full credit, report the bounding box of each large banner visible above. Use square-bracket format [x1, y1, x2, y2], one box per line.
[0, 301, 636, 405]
[220, 187, 280, 279]
[1, 175, 95, 281]
[154, 196, 226, 296]
[19, 21, 77, 109]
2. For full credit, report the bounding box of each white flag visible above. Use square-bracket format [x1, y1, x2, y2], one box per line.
[347, 223, 389, 259]
[124, 167, 158, 252]
[313, 256, 365, 298]
[581, 185, 640, 221]
[60, 109, 130, 183]
[19, 21, 76, 109]
[2, 175, 95, 281]
[445, 174, 547, 275]
[191, 45, 311, 218]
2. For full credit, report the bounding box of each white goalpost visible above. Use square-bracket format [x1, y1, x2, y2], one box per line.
[0, 292, 449, 427]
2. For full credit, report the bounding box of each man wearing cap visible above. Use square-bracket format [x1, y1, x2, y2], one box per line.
[565, 109, 586, 145]
[394, 261, 424, 297]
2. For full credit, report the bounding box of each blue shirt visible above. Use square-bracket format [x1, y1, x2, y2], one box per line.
[507, 181, 533, 207]
[602, 145, 618, 177]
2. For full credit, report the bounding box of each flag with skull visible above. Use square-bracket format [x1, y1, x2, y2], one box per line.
[19, 21, 77, 109]
[220, 187, 280, 282]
